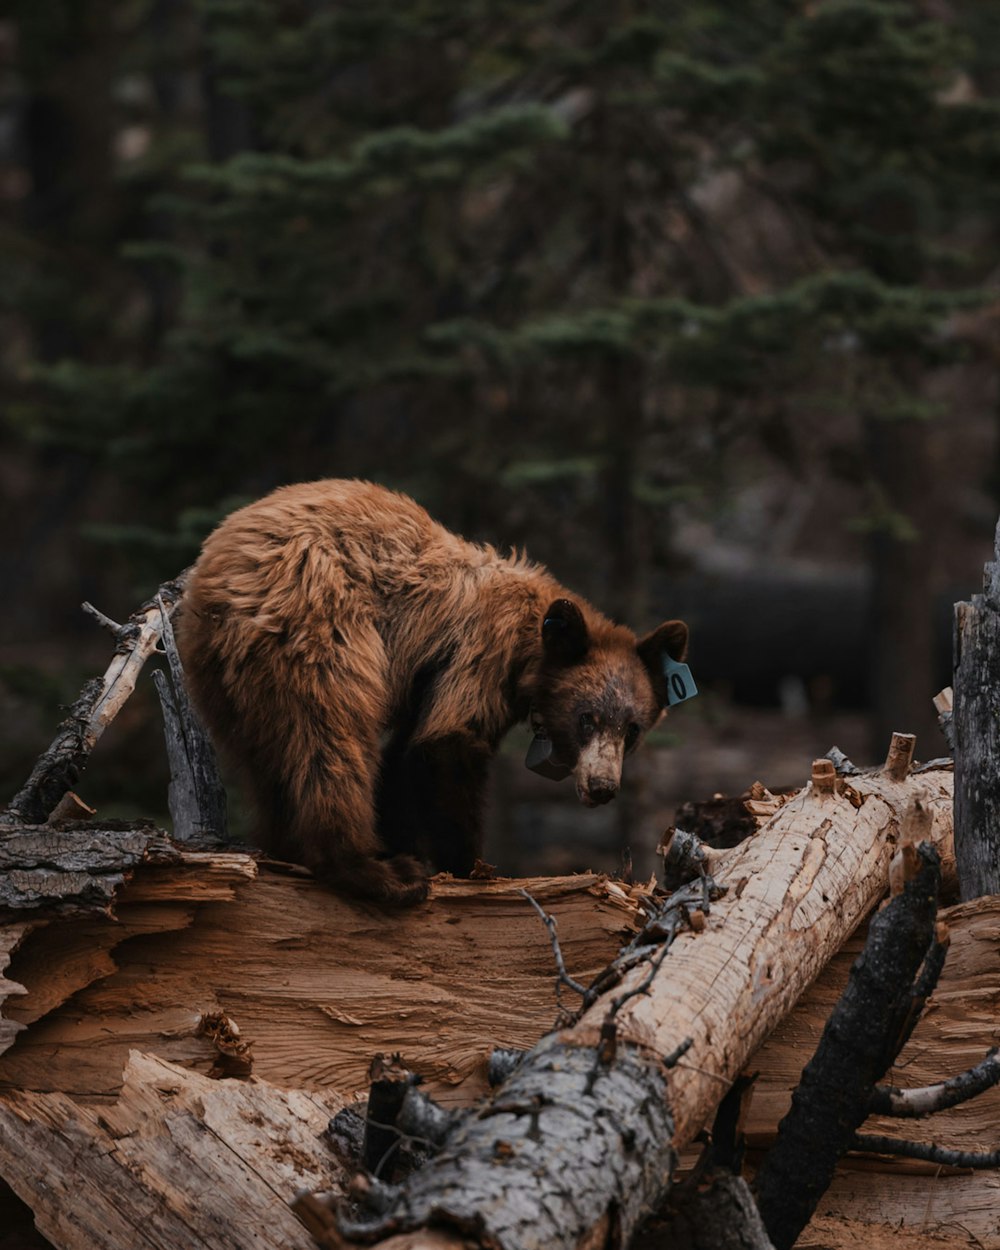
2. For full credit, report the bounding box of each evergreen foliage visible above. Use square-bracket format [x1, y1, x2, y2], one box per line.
[6, 0, 1000, 605]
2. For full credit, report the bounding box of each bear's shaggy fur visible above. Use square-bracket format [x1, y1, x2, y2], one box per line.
[178, 479, 688, 904]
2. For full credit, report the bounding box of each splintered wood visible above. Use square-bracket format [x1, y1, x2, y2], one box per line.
[0, 1052, 348, 1250]
[0, 871, 640, 1103]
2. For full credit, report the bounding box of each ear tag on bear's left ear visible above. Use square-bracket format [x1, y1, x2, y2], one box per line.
[526, 732, 573, 781]
[663, 654, 698, 707]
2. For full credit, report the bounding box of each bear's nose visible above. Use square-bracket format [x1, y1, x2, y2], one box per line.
[586, 778, 618, 805]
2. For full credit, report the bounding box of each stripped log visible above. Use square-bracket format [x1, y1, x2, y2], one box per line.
[328, 750, 954, 1250]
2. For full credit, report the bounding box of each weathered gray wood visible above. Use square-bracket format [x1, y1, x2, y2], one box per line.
[151, 597, 228, 843]
[341, 1036, 677, 1249]
[2, 579, 187, 826]
[953, 518, 1000, 900]
[0, 822, 171, 914]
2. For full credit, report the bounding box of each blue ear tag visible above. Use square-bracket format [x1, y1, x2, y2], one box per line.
[663, 654, 698, 706]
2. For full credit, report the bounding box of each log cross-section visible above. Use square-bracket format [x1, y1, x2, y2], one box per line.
[342, 756, 954, 1250]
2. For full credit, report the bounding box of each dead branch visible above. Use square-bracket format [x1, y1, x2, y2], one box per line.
[2, 577, 187, 825]
[754, 842, 942, 1250]
[851, 1134, 1000, 1169]
[364, 1054, 421, 1177]
[870, 1047, 1000, 1118]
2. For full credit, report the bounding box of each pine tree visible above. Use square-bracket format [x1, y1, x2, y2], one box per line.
[9, 0, 1000, 738]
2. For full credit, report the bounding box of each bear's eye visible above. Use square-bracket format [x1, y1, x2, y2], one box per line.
[624, 723, 641, 751]
[578, 712, 597, 738]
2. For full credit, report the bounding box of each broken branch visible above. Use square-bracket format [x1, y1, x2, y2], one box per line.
[754, 842, 942, 1250]
[2, 578, 187, 825]
[870, 1047, 1000, 1118]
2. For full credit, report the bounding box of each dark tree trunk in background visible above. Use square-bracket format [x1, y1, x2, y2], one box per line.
[199, 17, 255, 163]
[601, 355, 645, 629]
[865, 411, 940, 758]
[22, 0, 118, 357]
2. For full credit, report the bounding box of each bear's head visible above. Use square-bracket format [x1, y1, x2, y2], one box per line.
[530, 598, 689, 808]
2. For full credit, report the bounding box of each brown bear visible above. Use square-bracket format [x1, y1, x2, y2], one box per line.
[177, 479, 690, 904]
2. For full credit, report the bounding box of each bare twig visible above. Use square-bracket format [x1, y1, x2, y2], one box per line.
[871, 1047, 1000, 1118]
[852, 1134, 1000, 1169]
[81, 601, 123, 636]
[520, 888, 588, 1009]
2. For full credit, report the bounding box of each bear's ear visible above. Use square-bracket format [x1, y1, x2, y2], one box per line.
[542, 598, 589, 665]
[637, 619, 689, 699]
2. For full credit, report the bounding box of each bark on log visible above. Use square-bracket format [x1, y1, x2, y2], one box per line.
[953, 517, 1000, 899]
[330, 753, 954, 1250]
[1, 579, 186, 825]
[0, 821, 172, 915]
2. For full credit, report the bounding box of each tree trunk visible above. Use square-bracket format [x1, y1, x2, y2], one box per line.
[865, 413, 941, 757]
[952, 516, 1000, 899]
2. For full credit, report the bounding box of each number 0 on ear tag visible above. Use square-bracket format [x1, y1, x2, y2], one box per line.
[663, 654, 698, 707]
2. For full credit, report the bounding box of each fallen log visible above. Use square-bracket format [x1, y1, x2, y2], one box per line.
[320, 741, 954, 1250]
[0, 868, 640, 1104]
[1, 745, 981, 1250]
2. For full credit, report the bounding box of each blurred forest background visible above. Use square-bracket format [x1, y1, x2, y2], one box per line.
[2, 0, 999, 876]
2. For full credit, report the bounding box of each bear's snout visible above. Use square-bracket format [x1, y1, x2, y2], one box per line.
[574, 733, 624, 807]
[581, 778, 619, 807]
